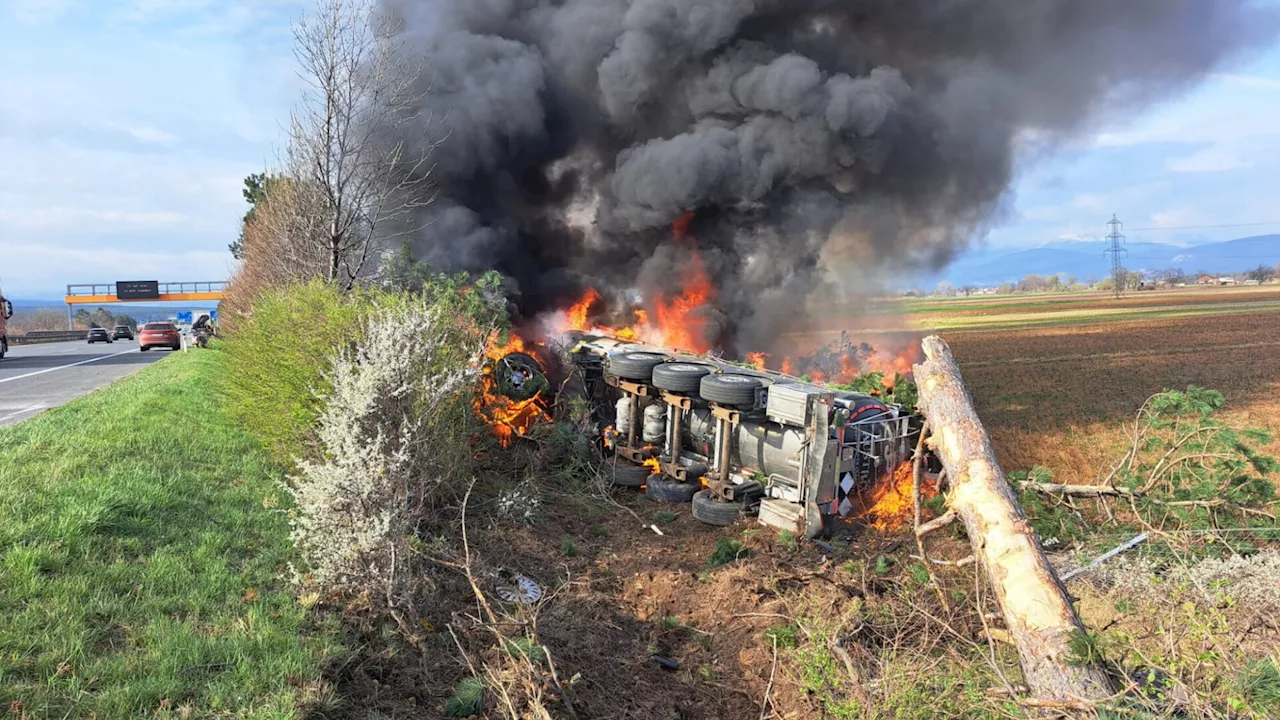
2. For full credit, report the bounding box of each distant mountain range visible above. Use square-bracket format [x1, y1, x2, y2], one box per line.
[926, 234, 1280, 288]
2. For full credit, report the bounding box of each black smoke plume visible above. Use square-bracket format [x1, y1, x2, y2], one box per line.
[378, 0, 1276, 353]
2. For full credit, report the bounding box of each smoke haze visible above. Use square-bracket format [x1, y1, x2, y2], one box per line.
[377, 0, 1276, 353]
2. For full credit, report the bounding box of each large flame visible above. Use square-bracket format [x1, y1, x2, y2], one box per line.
[861, 461, 937, 531]
[472, 331, 550, 446]
[557, 214, 717, 354]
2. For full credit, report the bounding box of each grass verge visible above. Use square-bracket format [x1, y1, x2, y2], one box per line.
[0, 350, 344, 718]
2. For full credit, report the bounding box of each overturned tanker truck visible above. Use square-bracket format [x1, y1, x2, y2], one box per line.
[533, 331, 930, 538]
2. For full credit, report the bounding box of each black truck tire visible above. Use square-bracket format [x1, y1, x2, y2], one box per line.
[691, 490, 743, 526]
[645, 477, 699, 504]
[605, 458, 652, 488]
[699, 373, 763, 406]
[607, 351, 670, 383]
[651, 362, 713, 393]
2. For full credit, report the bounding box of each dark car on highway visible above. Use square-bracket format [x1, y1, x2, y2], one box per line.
[87, 327, 113, 344]
[112, 324, 134, 340]
[139, 322, 181, 352]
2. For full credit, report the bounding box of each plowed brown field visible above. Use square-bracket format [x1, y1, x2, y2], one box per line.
[935, 290, 1280, 483]
[794, 286, 1280, 484]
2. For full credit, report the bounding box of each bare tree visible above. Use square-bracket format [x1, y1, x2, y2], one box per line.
[1247, 263, 1275, 285]
[286, 0, 435, 291]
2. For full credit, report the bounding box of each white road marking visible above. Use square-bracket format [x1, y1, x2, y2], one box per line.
[0, 348, 139, 385]
[0, 403, 46, 423]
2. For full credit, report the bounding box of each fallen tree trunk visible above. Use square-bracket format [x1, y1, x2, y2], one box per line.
[913, 335, 1114, 703]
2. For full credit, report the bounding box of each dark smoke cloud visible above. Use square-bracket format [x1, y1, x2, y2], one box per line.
[379, 0, 1277, 353]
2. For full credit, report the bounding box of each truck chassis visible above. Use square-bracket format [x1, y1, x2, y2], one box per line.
[556, 332, 926, 538]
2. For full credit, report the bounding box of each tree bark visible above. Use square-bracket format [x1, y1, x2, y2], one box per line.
[913, 335, 1114, 703]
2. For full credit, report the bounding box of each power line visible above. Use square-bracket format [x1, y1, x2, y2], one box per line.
[1126, 220, 1280, 232]
[1104, 214, 1128, 299]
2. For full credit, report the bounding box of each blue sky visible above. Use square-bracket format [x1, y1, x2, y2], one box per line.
[1, 0, 1279, 299]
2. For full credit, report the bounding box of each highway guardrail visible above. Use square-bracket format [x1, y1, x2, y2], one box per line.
[9, 331, 89, 345]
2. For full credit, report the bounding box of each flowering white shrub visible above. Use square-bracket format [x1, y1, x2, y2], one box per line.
[286, 297, 476, 615]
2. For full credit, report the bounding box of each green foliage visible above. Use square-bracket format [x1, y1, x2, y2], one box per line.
[1066, 629, 1106, 667]
[1020, 387, 1279, 546]
[777, 529, 797, 551]
[829, 372, 918, 412]
[652, 510, 677, 525]
[218, 280, 364, 463]
[547, 421, 593, 469]
[444, 677, 485, 717]
[907, 562, 931, 586]
[707, 538, 749, 567]
[219, 271, 508, 464]
[1239, 656, 1280, 712]
[0, 351, 345, 717]
[662, 615, 682, 630]
[873, 555, 893, 576]
[559, 539, 580, 557]
[503, 636, 546, 664]
[383, 241, 434, 293]
[763, 624, 799, 649]
[231, 172, 286, 260]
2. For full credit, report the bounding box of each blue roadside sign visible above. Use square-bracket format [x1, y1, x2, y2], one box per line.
[209, 310, 218, 321]
[176, 311, 193, 324]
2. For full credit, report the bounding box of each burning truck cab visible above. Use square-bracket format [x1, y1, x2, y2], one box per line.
[494, 330, 929, 538]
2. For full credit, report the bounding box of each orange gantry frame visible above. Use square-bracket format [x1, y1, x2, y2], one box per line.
[64, 282, 227, 305]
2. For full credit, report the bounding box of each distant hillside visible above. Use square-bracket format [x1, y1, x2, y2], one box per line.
[930, 234, 1280, 287]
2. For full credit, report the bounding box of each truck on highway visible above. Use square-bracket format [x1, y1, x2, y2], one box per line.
[0, 283, 12, 360]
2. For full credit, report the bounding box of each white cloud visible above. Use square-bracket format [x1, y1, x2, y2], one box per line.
[1166, 145, 1254, 173]
[8, 0, 71, 25]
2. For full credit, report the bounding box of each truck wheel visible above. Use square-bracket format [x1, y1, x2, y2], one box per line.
[699, 373, 763, 406]
[605, 458, 652, 488]
[651, 362, 712, 393]
[691, 490, 743, 526]
[606, 351, 670, 383]
[646, 477, 699, 504]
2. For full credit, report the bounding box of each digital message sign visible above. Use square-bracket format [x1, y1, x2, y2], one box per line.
[116, 281, 161, 300]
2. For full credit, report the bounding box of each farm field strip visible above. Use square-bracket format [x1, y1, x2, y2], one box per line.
[959, 338, 1280, 368]
[917, 299, 1280, 331]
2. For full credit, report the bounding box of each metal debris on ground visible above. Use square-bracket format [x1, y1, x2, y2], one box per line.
[496, 573, 543, 605]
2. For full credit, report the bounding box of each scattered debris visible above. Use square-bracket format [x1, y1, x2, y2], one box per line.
[1060, 533, 1150, 582]
[496, 573, 542, 605]
[650, 655, 680, 672]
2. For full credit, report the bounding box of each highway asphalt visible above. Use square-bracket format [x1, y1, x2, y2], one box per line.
[0, 338, 174, 427]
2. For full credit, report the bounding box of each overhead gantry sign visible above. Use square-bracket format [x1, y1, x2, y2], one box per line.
[64, 281, 227, 327]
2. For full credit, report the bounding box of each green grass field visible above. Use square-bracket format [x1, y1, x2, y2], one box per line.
[0, 351, 344, 718]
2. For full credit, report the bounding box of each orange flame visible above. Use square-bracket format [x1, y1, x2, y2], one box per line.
[746, 352, 769, 371]
[556, 253, 715, 354]
[862, 462, 937, 531]
[566, 287, 601, 331]
[643, 457, 661, 475]
[652, 249, 715, 353]
[472, 330, 550, 447]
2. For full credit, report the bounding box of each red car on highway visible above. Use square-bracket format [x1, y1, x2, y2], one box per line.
[139, 322, 181, 352]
